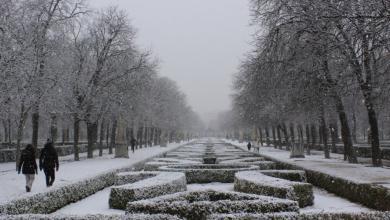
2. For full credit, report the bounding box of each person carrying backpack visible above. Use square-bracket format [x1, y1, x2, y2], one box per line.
[18, 144, 38, 192]
[39, 140, 59, 187]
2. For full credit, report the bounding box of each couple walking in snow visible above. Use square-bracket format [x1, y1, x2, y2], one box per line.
[17, 140, 59, 192]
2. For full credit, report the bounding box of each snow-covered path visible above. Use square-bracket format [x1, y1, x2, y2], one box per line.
[226, 140, 390, 188]
[0, 142, 188, 204]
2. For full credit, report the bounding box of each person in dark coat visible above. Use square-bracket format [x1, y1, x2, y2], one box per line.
[130, 138, 137, 153]
[39, 141, 59, 187]
[247, 142, 252, 151]
[18, 144, 38, 192]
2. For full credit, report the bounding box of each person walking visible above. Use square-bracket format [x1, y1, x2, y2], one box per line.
[39, 140, 59, 187]
[247, 142, 252, 151]
[130, 137, 137, 153]
[17, 144, 38, 192]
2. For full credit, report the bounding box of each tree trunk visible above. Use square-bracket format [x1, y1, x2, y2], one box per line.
[31, 108, 40, 155]
[329, 121, 338, 153]
[282, 123, 290, 150]
[291, 124, 305, 158]
[258, 126, 263, 146]
[335, 96, 357, 163]
[106, 122, 110, 151]
[50, 113, 58, 145]
[73, 114, 80, 161]
[352, 111, 357, 144]
[289, 123, 295, 147]
[144, 123, 148, 148]
[305, 124, 311, 155]
[311, 124, 317, 151]
[87, 121, 98, 159]
[265, 126, 270, 146]
[16, 105, 28, 168]
[367, 107, 382, 166]
[110, 119, 117, 154]
[276, 125, 282, 149]
[272, 126, 277, 148]
[320, 106, 330, 159]
[99, 118, 105, 157]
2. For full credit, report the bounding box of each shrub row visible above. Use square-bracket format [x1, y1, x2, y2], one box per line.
[234, 171, 314, 207]
[109, 172, 187, 210]
[158, 164, 259, 183]
[126, 190, 299, 220]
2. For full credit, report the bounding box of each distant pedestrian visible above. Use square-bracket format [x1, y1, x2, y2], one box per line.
[130, 138, 137, 153]
[39, 140, 59, 187]
[18, 144, 38, 192]
[247, 142, 252, 151]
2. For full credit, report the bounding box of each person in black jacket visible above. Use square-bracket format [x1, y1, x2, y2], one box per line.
[247, 142, 252, 151]
[39, 141, 59, 187]
[130, 138, 137, 153]
[18, 144, 38, 192]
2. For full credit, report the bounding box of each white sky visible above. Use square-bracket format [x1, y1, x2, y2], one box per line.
[90, 0, 254, 122]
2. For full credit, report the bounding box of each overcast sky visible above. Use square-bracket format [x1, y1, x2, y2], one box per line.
[90, 0, 254, 122]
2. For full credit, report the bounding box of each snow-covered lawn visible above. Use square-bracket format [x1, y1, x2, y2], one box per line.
[302, 188, 372, 213]
[54, 187, 124, 215]
[225, 139, 390, 188]
[0, 142, 188, 204]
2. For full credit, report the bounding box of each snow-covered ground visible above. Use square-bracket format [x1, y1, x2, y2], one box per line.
[55, 187, 124, 215]
[225, 139, 390, 187]
[54, 182, 370, 215]
[0, 142, 188, 204]
[301, 188, 371, 213]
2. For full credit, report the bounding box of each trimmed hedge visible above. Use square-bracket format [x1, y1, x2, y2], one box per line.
[0, 214, 182, 220]
[0, 143, 190, 215]
[207, 212, 390, 220]
[234, 171, 314, 207]
[115, 171, 160, 185]
[260, 170, 307, 182]
[0, 172, 115, 215]
[126, 190, 299, 220]
[158, 164, 259, 183]
[109, 172, 187, 210]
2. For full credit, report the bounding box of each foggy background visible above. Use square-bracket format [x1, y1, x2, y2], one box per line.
[90, 0, 254, 124]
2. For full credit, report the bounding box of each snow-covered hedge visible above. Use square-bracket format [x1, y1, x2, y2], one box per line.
[0, 144, 187, 215]
[109, 172, 187, 210]
[305, 169, 390, 211]
[144, 158, 201, 171]
[0, 172, 115, 215]
[220, 157, 267, 163]
[260, 170, 307, 182]
[126, 190, 299, 220]
[158, 164, 259, 183]
[234, 171, 314, 207]
[0, 214, 182, 220]
[115, 171, 160, 185]
[220, 159, 276, 170]
[207, 212, 390, 220]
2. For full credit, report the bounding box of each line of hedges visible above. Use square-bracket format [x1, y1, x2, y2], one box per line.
[0, 143, 190, 215]
[227, 143, 390, 211]
[109, 172, 187, 210]
[207, 212, 390, 220]
[234, 171, 314, 207]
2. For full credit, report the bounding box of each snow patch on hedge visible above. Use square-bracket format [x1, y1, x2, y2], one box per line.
[260, 170, 307, 182]
[234, 171, 314, 207]
[109, 172, 187, 210]
[126, 190, 299, 220]
[158, 164, 259, 183]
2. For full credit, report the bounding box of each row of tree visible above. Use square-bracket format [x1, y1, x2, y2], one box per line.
[224, 0, 390, 166]
[0, 0, 203, 163]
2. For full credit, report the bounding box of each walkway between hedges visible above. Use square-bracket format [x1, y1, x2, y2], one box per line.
[0, 142, 189, 204]
[225, 140, 390, 189]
